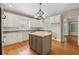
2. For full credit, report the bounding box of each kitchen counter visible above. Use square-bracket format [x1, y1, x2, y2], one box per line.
[29, 31, 52, 37]
[3, 30, 51, 33]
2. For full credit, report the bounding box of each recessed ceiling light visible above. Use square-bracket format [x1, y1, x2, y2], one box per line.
[9, 5, 12, 8]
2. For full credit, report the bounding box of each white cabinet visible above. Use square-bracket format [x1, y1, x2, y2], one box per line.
[3, 12, 13, 27]
[50, 16, 55, 23]
[30, 20, 37, 27]
[12, 15, 19, 27]
[3, 12, 22, 27]
[21, 32, 29, 40]
[17, 32, 22, 42]
[54, 15, 61, 23]
[48, 15, 61, 41]
[30, 19, 43, 27]
[2, 12, 9, 27]
[2, 19, 8, 27]
[3, 33, 18, 46]
[50, 15, 61, 23]
[5, 12, 14, 27]
[2, 32, 29, 46]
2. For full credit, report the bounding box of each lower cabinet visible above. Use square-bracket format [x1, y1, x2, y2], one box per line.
[2, 32, 29, 46]
[3, 33, 19, 46]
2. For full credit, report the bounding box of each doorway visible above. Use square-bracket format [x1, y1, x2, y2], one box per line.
[63, 17, 78, 46]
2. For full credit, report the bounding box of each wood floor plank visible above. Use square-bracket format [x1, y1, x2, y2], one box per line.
[3, 40, 79, 55]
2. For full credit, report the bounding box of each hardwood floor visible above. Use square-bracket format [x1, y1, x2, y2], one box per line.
[3, 40, 79, 55]
[64, 35, 78, 45]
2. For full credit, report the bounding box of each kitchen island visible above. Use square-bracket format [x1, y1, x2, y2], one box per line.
[29, 31, 52, 54]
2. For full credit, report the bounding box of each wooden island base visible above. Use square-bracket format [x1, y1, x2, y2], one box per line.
[29, 31, 52, 55]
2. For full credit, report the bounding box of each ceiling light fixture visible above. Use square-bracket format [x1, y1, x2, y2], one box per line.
[34, 3, 46, 20]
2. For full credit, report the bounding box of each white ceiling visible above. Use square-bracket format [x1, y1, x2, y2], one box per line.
[3, 3, 79, 18]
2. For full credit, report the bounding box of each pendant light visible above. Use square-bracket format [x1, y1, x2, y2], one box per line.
[2, 4, 6, 19]
[34, 3, 46, 20]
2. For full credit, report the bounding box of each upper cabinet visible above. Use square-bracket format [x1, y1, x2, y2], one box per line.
[2, 11, 45, 31]
[2, 12, 30, 28]
[30, 19, 44, 27]
[50, 15, 61, 24]
[2, 12, 20, 27]
[2, 12, 33, 31]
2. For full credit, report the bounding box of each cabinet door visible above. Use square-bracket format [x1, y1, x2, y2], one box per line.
[29, 35, 33, 48]
[54, 15, 61, 23]
[17, 32, 29, 42]
[50, 16, 55, 23]
[36, 37, 42, 54]
[30, 20, 36, 27]
[4, 12, 20, 27]
[32, 36, 37, 50]
[13, 15, 20, 27]
[25, 32, 29, 40]
[50, 15, 61, 23]
[6, 13, 14, 27]
[2, 34, 6, 46]
[4, 33, 18, 46]
[2, 12, 8, 27]
[4, 33, 13, 45]
[17, 32, 22, 42]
